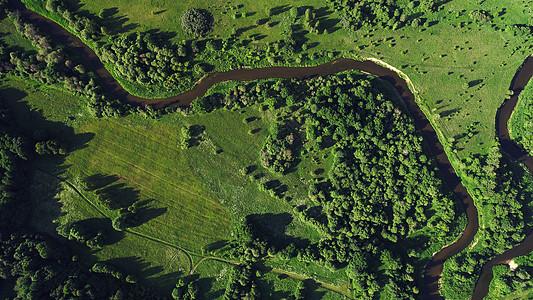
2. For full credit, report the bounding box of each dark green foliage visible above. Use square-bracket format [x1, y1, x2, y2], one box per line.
[34, 139, 66, 155]
[172, 277, 199, 300]
[329, 0, 440, 31]
[0, 105, 28, 232]
[223, 265, 260, 300]
[58, 221, 108, 249]
[0, 232, 160, 299]
[99, 32, 176, 86]
[260, 121, 299, 174]
[181, 8, 213, 37]
[211, 73, 461, 298]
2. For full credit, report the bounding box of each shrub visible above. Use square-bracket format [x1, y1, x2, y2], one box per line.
[181, 8, 213, 37]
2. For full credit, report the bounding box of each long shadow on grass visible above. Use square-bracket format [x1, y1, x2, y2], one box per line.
[105, 256, 165, 281]
[246, 212, 311, 252]
[0, 85, 95, 225]
[134, 199, 167, 226]
[83, 173, 167, 225]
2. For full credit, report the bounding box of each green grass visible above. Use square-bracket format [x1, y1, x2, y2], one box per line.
[1, 76, 338, 293]
[509, 76, 533, 154]
[28, 170, 190, 294]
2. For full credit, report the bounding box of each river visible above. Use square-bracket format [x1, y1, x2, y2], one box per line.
[11, 0, 533, 298]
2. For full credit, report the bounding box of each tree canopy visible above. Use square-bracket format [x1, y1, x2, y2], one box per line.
[181, 8, 213, 37]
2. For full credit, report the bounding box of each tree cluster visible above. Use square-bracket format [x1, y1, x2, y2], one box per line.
[0, 232, 158, 299]
[58, 221, 108, 249]
[172, 277, 200, 300]
[329, 0, 439, 31]
[181, 8, 213, 37]
[44, 0, 103, 41]
[260, 121, 298, 174]
[223, 264, 260, 300]
[99, 32, 179, 86]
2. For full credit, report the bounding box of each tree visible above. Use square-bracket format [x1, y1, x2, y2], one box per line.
[181, 8, 213, 37]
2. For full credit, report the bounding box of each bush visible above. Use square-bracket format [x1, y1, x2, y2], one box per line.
[181, 8, 213, 37]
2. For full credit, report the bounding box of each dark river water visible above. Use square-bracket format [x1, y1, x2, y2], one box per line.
[470, 56, 533, 300]
[11, 0, 533, 298]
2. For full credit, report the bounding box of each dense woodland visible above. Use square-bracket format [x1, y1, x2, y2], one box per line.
[197, 73, 462, 298]
[487, 251, 533, 298]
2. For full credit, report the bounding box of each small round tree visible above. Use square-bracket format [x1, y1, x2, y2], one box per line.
[181, 8, 213, 37]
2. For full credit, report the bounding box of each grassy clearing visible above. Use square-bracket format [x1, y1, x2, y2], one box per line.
[28, 170, 190, 294]
[1, 76, 336, 292]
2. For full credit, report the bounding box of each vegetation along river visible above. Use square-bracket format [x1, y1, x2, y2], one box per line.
[12, 0, 533, 298]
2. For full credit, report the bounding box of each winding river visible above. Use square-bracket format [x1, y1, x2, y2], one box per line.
[470, 57, 533, 299]
[10, 0, 533, 298]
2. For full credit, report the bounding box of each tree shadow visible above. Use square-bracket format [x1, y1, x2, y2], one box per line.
[234, 25, 257, 37]
[270, 5, 290, 16]
[314, 6, 340, 33]
[204, 239, 229, 252]
[99, 7, 140, 34]
[0, 85, 97, 236]
[95, 181, 140, 209]
[440, 108, 461, 118]
[256, 273, 292, 299]
[150, 271, 184, 294]
[134, 199, 167, 225]
[29, 170, 66, 236]
[105, 256, 164, 281]
[83, 173, 119, 190]
[145, 28, 177, 44]
[245, 212, 311, 251]
[468, 79, 483, 87]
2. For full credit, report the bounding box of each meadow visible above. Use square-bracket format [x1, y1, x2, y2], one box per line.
[1, 74, 348, 296]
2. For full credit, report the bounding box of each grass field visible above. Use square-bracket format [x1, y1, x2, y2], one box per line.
[1, 75, 344, 294]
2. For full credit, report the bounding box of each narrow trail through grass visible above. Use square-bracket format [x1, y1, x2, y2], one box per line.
[39, 168, 350, 297]
[36, 168, 195, 270]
